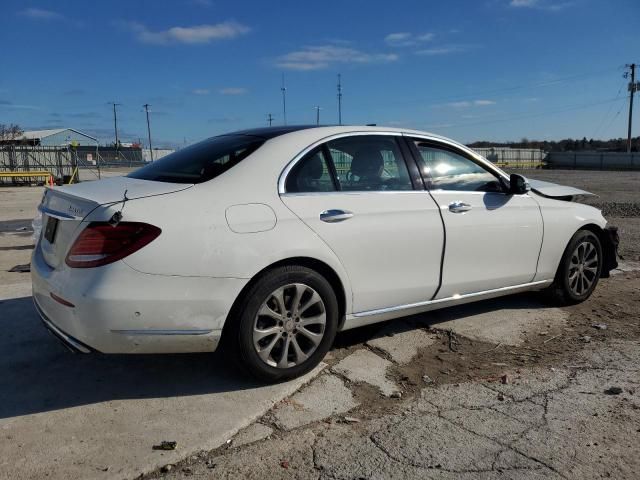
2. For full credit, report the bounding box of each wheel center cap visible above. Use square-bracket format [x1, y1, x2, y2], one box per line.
[284, 319, 295, 332]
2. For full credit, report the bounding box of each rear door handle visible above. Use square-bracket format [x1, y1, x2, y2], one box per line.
[320, 209, 354, 223]
[448, 201, 472, 213]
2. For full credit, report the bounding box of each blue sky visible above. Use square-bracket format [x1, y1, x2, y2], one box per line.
[1, 0, 638, 147]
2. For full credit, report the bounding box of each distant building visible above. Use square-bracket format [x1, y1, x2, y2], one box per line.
[1, 128, 98, 146]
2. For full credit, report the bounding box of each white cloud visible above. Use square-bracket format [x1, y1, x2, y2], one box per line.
[510, 0, 538, 6]
[192, 89, 210, 95]
[446, 100, 496, 108]
[120, 21, 250, 45]
[219, 87, 247, 95]
[385, 32, 434, 46]
[415, 44, 475, 56]
[275, 45, 398, 71]
[18, 8, 63, 20]
[509, 0, 572, 10]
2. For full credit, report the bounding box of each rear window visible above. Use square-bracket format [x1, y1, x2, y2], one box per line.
[128, 135, 265, 184]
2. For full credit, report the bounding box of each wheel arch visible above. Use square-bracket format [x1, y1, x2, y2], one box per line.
[576, 223, 618, 277]
[221, 256, 349, 343]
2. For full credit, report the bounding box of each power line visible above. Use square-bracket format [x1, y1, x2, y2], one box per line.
[428, 96, 622, 130]
[591, 76, 627, 139]
[600, 100, 626, 137]
[354, 65, 624, 114]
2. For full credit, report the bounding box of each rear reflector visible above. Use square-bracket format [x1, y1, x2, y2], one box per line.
[50, 292, 75, 307]
[66, 222, 161, 268]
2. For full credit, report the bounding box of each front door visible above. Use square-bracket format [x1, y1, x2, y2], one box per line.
[280, 134, 444, 314]
[408, 139, 543, 298]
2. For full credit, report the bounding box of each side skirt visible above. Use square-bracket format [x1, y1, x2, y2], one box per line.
[341, 280, 552, 331]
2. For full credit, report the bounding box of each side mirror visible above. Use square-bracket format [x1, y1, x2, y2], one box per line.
[508, 173, 530, 195]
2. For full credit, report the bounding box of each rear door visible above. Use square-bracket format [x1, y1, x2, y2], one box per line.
[280, 133, 444, 314]
[407, 138, 543, 298]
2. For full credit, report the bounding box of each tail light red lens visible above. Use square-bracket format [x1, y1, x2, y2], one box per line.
[66, 222, 161, 268]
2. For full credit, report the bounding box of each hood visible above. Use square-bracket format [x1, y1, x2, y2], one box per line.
[528, 179, 596, 199]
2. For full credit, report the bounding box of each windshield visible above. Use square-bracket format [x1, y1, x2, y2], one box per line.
[128, 135, 265, 184]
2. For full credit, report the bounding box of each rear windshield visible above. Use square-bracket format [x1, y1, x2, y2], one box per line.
[128, 135, 265, 184]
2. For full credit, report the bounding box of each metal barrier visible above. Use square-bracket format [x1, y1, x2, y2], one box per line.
[545, 152, 640, 170]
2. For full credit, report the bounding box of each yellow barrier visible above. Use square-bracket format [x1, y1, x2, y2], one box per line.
[0, 171, 53, 184]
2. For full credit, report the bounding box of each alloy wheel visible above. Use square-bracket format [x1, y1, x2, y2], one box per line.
[252, 283, 327, 368]
[568, 240, 599, 296]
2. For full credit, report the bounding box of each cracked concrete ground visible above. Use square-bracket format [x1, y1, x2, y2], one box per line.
[149, 270, 640, 480]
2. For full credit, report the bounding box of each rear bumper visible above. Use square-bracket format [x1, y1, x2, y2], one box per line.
[33, 298, 94, 353]
[31, 245, 248, 353]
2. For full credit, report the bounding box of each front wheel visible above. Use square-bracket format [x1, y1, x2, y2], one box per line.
[230, 266, 338, 382]
[545, 229, 602, 305]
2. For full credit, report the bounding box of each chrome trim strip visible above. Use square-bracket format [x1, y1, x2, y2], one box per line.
[33, 299, 92, 353]
[37, 204, 81, 221]
[280, 190, 428, 197]
[352, 280, 552, 318]
[110, 329, 214, 336]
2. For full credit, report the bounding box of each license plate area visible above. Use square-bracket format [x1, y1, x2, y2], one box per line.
[44, 216, 59, 244]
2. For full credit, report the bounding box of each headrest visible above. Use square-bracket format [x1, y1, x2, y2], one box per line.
[351, 147, 383, 177]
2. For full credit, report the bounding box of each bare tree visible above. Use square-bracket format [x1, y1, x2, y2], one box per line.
[0, 124, 24, 141]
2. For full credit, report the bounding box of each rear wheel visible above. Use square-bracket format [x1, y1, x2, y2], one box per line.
[545, 229, 602, 305]
[230, 266, 338, 382]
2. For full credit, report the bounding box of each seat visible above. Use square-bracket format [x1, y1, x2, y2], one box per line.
[349, 147, 384, 190]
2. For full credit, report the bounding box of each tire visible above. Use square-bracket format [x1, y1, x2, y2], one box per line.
[229, 265, 339, 383]
[545, 229, 602, 305]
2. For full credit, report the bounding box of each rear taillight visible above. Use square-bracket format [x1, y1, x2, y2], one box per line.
[65, 222, 161, 268]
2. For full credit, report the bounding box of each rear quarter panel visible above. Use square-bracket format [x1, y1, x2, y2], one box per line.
[93, 140, 354, 315]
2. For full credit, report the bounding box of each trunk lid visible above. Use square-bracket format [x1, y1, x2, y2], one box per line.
[37, 177, 192, 269]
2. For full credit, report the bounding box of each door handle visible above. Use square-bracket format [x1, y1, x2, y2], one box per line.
[320, 209, 354, 223]
[448, 201, 472, 213]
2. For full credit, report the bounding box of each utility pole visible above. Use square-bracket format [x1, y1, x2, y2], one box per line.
[625, 63, 637, 153]
[109, 102, 121, 147]
[143, 104, 153, 161]
[313, 106, 322, 125]
[267, 113, 274, 126]
[281, 74, 287, 125]
[337, 73, 343, 125]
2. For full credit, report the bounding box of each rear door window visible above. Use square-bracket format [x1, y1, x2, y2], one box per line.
[128, 135, 264, 184]
[326, 135, 413, 191]
[285, 147, 336, 193]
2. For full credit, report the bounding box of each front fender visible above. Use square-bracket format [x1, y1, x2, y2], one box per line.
[532, 195, 608, 281]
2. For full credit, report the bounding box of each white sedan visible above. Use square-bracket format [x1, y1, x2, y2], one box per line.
[31, 126, 619, 381]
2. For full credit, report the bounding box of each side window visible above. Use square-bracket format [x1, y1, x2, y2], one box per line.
[327, 136, 412, 191]
[413, 141, 503, 192]
[285, 147, 336, 193]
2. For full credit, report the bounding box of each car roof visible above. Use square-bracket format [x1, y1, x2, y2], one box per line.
[220, 125, 319, 139]
[219, 125, 453, 143]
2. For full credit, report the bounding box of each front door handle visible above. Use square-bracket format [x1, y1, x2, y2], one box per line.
[320, 209, 354, 223]
[448, 201, 472, 213]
